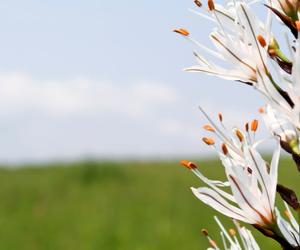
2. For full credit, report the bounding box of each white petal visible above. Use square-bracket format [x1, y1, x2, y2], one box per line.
[191, 187, 254, 223]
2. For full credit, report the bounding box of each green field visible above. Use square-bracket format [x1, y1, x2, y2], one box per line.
[0, 157, 298, 250]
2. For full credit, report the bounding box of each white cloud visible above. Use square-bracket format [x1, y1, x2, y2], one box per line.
[0, 72, 178, 117]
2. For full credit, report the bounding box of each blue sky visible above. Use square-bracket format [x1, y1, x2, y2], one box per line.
[0, 1, 264, 162]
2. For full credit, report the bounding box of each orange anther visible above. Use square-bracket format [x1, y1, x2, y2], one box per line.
[251, 119, 259, 132]
[180, 160, 197, 170]
[257, 35, 267, 47]
[203, 124, 215, 132]
[202, 137, 215, 145]
[173, 28, 190, 36]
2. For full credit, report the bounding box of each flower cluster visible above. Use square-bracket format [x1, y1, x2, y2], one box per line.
[175, 0, 300, 249]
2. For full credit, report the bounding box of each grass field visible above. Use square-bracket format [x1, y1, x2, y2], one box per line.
[0, 157, 298, 250]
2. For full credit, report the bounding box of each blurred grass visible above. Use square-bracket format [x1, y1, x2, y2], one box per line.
[0, 158, 297, 249]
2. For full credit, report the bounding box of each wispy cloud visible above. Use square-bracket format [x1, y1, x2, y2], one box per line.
[0, 72, 178, 117]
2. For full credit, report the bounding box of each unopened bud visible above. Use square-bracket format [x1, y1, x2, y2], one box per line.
[203, 124, 215, 132]
[173, 28, 190, 36]
[202, 137, 215, 145]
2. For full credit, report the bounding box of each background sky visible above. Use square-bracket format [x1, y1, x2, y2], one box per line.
[0, 0, 266, 163]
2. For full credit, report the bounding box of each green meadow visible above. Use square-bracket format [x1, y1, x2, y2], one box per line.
[0, 158, 298, 250]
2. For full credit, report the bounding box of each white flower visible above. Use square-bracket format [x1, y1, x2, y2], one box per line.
[182, 110, 280, 228]
[180, 2, 270, 85]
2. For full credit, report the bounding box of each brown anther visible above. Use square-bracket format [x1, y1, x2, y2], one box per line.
[201, 228, 209, 236]
[207, 0, 215, 10]
[194, 0, 202, 7]
[258, 107, 264, 114]
[202, 137, 215, 145]
[173, 28, 190, 37]
[229, 229, 236, 236]
[247, 167, 253, 174]
[221, 143, 228, 155]
[203, 124, 215, 132]
[257, 35, 267, 48]
[284, 210, 291, 220]
[218, 113, 223, 122]
[251, 119, 259, 132]
[235, 130, 244, 142]
[245, 122, 249, 132]
[180, 160, 197, 170]
[296, 21, 300, 32]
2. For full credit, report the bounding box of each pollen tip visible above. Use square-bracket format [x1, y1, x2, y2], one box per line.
[257, 35, 267, 48]
[207, 0, 215, 11]
[194, 0, 202, 7]
[229, 228, 236, 236]
[235, 130, 244, 142]
[201, 228, 209, 236]
[245, 122, 249, 132]
[258, 107, 264, 114]
[221, 143, 228, 155]
[173, 28, 190, 37]
[251, 119, 259, 132]
[180, 160, 197, 170]
[203, 124, 215, 132]
[202, 137, 215, 145]
[218, 113, 223, 122]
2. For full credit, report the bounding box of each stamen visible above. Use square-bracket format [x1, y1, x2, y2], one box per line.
[203, 124, 216, 132]
[201, 228, 209, 236]
[229, 228, 236, 236]
[173, 28, 190, 37]
[247, 167, 253, 174]
[245, 122, 249, 132]
[251, 119, 259, 132]
[235, 130, 244, 142]
[207, 0, 215, 11]
[203, 137, 215, 145]
[258, 107, 264, 114]
[221, 143, 228, 155]
[180, 160, 198, 170]
[194, 0, 202, 7]
[218, 113, 223, 122]
[257, 35, 267, 47]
